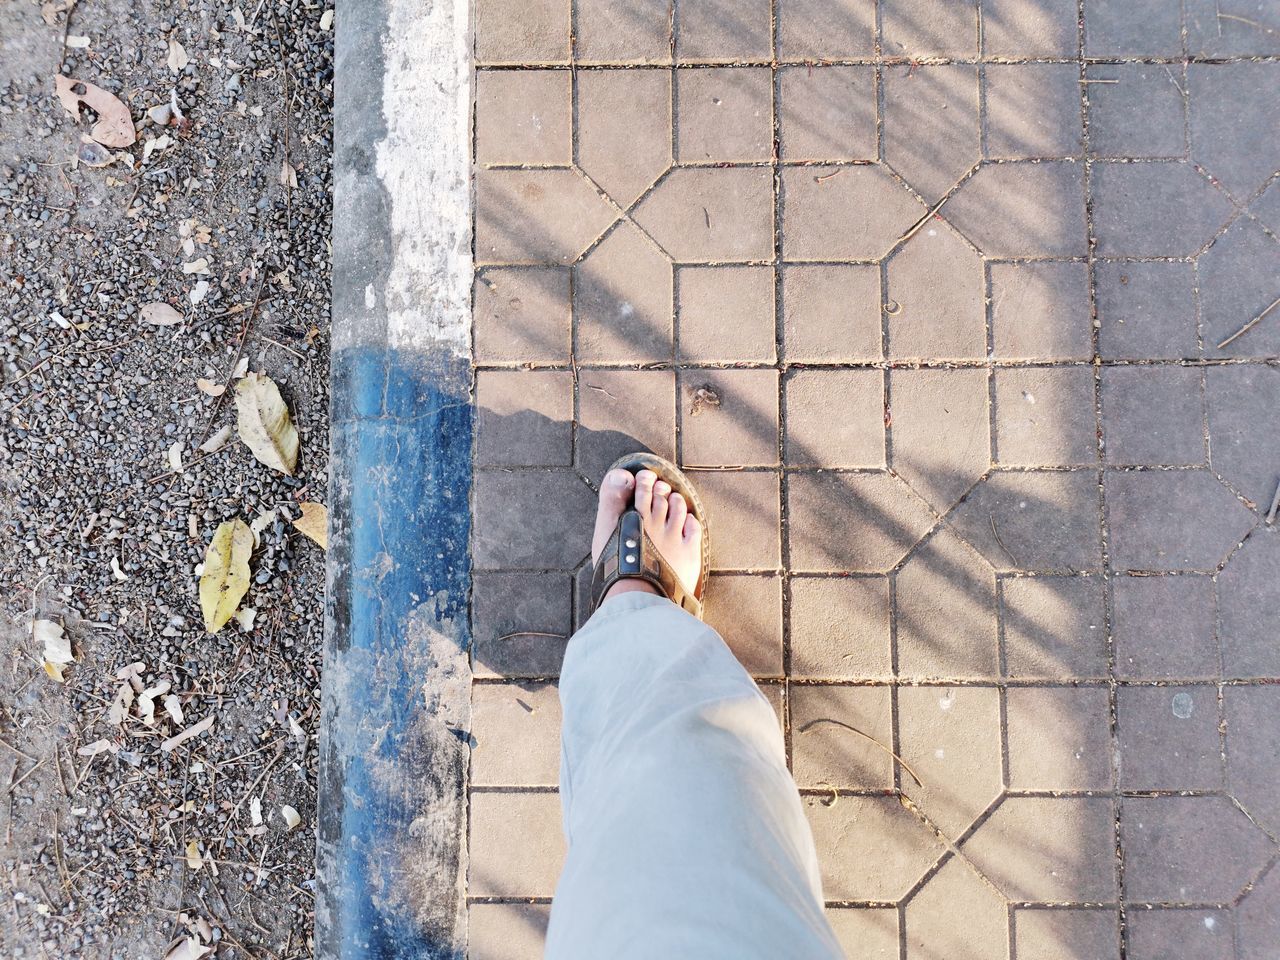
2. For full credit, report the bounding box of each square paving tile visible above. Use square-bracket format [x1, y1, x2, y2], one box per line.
[781, 264, 883, 362]
[476, 0, 570, 62]
[785, 369, 885, 468]
[1006, 686, 1113, 791]
[989, 261, 1092, 361]
[576, 69, 671, 207]
[1001, 575, 1108, 680]
[1095, 260, 1199, 361]
[474, 267, 572, 364]
[471, 682, 562, 786]
[805, 796, 947, 901]
[696, 469, 781, 569]
[882, 0, 978, 58]
[1112, 574, 1219, 680]
[1117, 684, 1224, 791]
[994, 366, 1098, 467]
[702, 573, 783, 676]
[791, 685, 895, 789]
[1126, 908, 1233, 960]
[985, 64, 1083, 160]
[676, 66, 773, 163]
[788, 472, 937, 573]
[983, 0, 1080, 57]
[679, 368, 780, 467]
[471, 571, 573, 678]
[1087, 64, 1187, 159]
[468, 791, 566, 897]
[778, 65, 877, 162]
[468, 903, 551, 960]
[1101, 366, 1206, 467]
[576, 0, 670, 62]
[827, 908, 898, 959]
[1224, 685, 1280, 836]
[476, 369, 574, 467]
[676, 265, 776, 363]
[883, 64, 981, 201]
[903, 857, 1007, 958]
[475, 70, 571, 164]
[1015, 909, 1121, 960]
[789, 575, 893, 680]
[776, 0, 875, 59]
[676, 0, 773, 60]
[1084, 0, 1184, 57]
[575, 369, 676, 480]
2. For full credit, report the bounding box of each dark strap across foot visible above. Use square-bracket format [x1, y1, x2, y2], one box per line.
[589, 453, 710, 619]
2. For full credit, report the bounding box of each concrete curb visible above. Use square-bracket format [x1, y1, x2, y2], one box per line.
[318, 0, 473, 956]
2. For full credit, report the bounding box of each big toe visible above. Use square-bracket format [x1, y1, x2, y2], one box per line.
[591, 469, 634, 565]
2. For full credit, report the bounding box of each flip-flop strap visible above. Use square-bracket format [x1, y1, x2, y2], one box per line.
[589, 509, 703, 618]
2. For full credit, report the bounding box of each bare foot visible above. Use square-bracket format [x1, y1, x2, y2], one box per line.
[591, 468, 703, 603]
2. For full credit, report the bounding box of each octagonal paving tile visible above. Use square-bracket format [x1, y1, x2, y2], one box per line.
[1238, 861, 1280, 960]
[1090, 162, 1233, 258]
[1225, 685, 1280, 836]
[631, 167, 774, 262]
[1189, 62, 1280, 203]
[888, 368, 990, 514]
[575, 221, 672, 362]
[576, 69, 672, 208]
[475, 168, 618, 265]
[1200, 216, 1280, 359]
[1219, 527, 1280, 677]
[787, 472, 938, 573]
[903, 856, 1007, 959]
[1120, 796, 1276, 904]
[962, 797, 1118, 902]
[1105, 469, 1255, 571]
[1252, 177, 1280, 236]
[899, 685, 1003, 837]
[781, 165, 928, 261]
[885, 223, 986, 360]
[882, 64, 981, 203]
[942, 160, 1086, 257]
[895, 533, 999, 680]
[1207, 364, 1280, 508]
[947, 470, 1103, 573]
[804, 794, 947, 902]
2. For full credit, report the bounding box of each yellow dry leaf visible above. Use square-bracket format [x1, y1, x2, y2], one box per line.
[185, 840, 202, 870]
[198, 519, 252, 633]
[292, 502, 327, 549]
[234, 372, 299, 475]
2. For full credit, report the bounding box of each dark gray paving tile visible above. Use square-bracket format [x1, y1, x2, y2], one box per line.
[1087, 64, 1187, 159]
[949, 471, 1104, 573]
[1105, 469, 1254, 571]
[1127, 909, 1233, 960]
[1200, 217, 1280, 358]
[1189, 62, 1280, 201]
[1117, 684, 1224, 790]
[785, 369, 885, 468]
[1120, 796, 1275, 903]
[778, 65, 877, 162]
[1185, 0, 1280, 58]
[1239, 864, 1280, 960]
[777, 0, 876, 59]
[1112, 574, 1219, 680]
[474, 267, 572, 364]
[945, 160, 1087, 257]
[781, 263, 883, 362]
[1225, 685, 1280, 836]
[1095, 260, 1199, 361]
[1207, 365, 1280, 509]
[883, 64, 981, 201]
[473, 469, 595, 570]
[1001, 575, 1108, 680]
[1101, 366, 1206, 467]
[963, 797, 1118, 901]
[1219, 527, 1280, 677]
[677, 265, 776, 363]
[895, 532, 999, 679]
[679, 368, 780, 468]
[990, 261, 1092, 361]
[1006, 686, 1113, 790]
[1084, 0, 1183, 56]
[995, 366, 1098, 467]
[1252, 176, 1280, 235]
[986, 63, 1083, 159]
[575, 369, 676, 481]
[788, 472, 936, 572]
[476, 370, 573, 467]
[1090, 162, 1233, 258]
[472, 571, 573, 678]
[789, 575, 892, 680]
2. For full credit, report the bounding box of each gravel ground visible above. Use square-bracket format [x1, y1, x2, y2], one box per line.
[1, 1, 333, 955]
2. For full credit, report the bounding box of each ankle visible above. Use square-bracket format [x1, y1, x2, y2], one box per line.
[602, 579, 661, 602]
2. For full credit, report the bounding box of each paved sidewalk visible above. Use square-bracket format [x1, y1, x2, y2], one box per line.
[466, 1, 1280, 957]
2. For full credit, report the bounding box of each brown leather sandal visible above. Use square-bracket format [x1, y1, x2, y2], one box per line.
[589, 452, 711, 619]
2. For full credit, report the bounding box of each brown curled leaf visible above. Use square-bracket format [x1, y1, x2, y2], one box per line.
[54, 74, 136, 147]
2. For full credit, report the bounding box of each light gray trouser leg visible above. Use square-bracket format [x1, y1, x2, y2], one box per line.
[545, 593, 844, 960]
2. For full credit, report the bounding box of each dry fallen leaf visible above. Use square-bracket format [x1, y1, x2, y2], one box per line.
[163, 693, 185, 726]
[141, 302, 183, 326]
[292, 502, 328, 549]
[167, 39, 189, 73]
[185, 840, 202, 870]
[54, 74, 136, 148]
[189, 280, 210, 305]
[279, 159, 297, 189]
[161, 714, 215, 752]
[280, 805, 301, 831]
[35, 619, 73, 682]
[167, 441, 183, 473]
[249, 796, 263, 826]
[196, 378, 225, 397]
[65, 34, 91, 48]
[165, 937, 213, 960]
[234, 372, 299, 475]
[198, 424, 233, 454]
[198, 519, 252, 633]
[181, 257, 210, 275]
[232, 607, 256, 632]
[108, 680, 134, 724]
[77, 739, 117, 757]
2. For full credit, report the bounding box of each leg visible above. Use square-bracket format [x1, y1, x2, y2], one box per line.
[544, 471, 843, 960]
